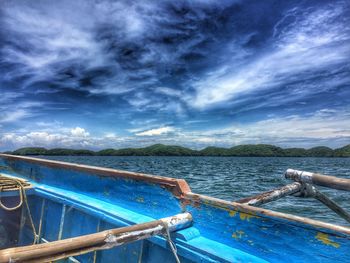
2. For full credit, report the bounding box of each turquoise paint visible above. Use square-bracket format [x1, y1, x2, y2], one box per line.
[0, 156, 349, 262]
[186, 202, 350, 262]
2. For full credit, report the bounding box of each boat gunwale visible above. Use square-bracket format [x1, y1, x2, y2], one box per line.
[184, 192, 350, 236]
[1, 153, 350, 236]
[0, 154, 190, 197]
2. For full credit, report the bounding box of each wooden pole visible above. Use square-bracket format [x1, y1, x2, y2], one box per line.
[0, 212, 192, 263]
[285, 169, 350, 192]
[300, 185, 350, 224]
[236, 182, 302, 206]
[315, 189, 350, 224]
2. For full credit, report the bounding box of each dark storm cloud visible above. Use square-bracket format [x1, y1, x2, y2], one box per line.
[0, 0, 292, 105]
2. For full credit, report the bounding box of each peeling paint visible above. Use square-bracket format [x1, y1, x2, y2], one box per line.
[232, 230, 245, 239]
[248, 240, 254, 246]
[315, 232, 340, 248]
[136, 197, 144, 203]
[229, 210, 237, 217]
[239, 212, 259, 221]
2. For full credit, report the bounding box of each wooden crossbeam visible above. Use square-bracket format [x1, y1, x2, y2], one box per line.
[0, 212, 192, 263]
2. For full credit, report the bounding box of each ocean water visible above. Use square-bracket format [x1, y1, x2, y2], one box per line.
[40, 156, 350, 226]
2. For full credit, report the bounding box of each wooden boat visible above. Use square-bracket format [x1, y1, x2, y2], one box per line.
[0, 154, 349, 262]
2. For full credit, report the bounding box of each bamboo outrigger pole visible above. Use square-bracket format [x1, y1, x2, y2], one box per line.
[236, 182, 302, 206]
[285, 170, 350, 224]
[285, 169, 350, 191]
[235, 169, 350, 224]
[312, 187, 350, 224]
[0, 212, 192, 263]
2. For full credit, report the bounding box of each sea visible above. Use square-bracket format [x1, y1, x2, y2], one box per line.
[41, 156, 350, 226]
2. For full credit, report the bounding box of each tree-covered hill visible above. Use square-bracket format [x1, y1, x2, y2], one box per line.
[334, 145, 350, 157]
[199, 146, 230, 156]
[5, 144, 350, 157]
[228, 144, 285, 157]
[306, 146, 334, 157]
[12, 147, 95, 156]
[98, 144, 197, 156]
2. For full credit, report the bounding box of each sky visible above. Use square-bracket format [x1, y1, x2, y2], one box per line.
[0, 0, 350, 151]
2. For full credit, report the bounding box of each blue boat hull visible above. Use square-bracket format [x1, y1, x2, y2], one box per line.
[0, 154, 349, 262]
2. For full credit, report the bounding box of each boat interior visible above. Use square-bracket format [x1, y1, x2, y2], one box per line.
[0, 154, 349, 262]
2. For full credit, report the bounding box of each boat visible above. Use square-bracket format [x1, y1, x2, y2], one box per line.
[0, 154, 349, 262]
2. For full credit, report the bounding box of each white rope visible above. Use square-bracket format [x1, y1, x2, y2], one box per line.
[0, 174, 38, 244]
[0, 178, 24, 210]
[163, 223, 181, 263]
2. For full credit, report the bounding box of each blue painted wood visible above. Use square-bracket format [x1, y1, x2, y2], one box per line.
[0, 155, 349, 262]
[2, 158, 183, 218]
[0, 196, 21, 249]
[184, 201, 350, 262]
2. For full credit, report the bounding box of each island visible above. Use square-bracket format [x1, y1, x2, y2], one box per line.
[3, 144, 350, 157]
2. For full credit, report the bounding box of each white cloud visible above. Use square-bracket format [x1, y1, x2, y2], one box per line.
[0, 1, 140, 97]
[0, 100, 47, 124]
[1, 128, 92, 150]
[36, 121, 63, 128]
[0, 110, 29, 123]
[192, 108, 350, 147]
[135, 126, 175, 136]
[190, 3, 350, 108]
[2, 3, 105, 71]
[70, 127, 90, 137]
[0, 92, 44, 124]
[154, 87, 182, 97]
[130, 108, 350, 148]
[0, 92, 22, 103]
[1, 109, 350, 151]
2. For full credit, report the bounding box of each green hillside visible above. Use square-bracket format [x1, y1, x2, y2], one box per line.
[199, 146, 230, 156]
[12, 147, 95, 156]
[6, 144, 350, 157]
[334, 145, 350, 157]
[306, 146, 334, 157]
[228, 144, 285, 157]
[283, 148, 308, 157]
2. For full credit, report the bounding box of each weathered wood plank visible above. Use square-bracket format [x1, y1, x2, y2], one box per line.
[0, 212, 192, 263]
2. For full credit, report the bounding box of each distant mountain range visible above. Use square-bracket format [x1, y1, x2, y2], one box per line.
[4, 144, 350, 157]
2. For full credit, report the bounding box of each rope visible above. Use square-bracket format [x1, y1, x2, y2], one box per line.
[163, 223, 181, 263]
[0, 174, 38, 244]
[0, 179, 24, 210]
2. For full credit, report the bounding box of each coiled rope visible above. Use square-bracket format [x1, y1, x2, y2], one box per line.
[0, 174, 38, 244]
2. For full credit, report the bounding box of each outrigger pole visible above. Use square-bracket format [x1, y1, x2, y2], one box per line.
[236, 182, 302, 206]
[0, 212, 192, 263]
[285, 169, 350, 191]
[237, 169, 350, 224]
